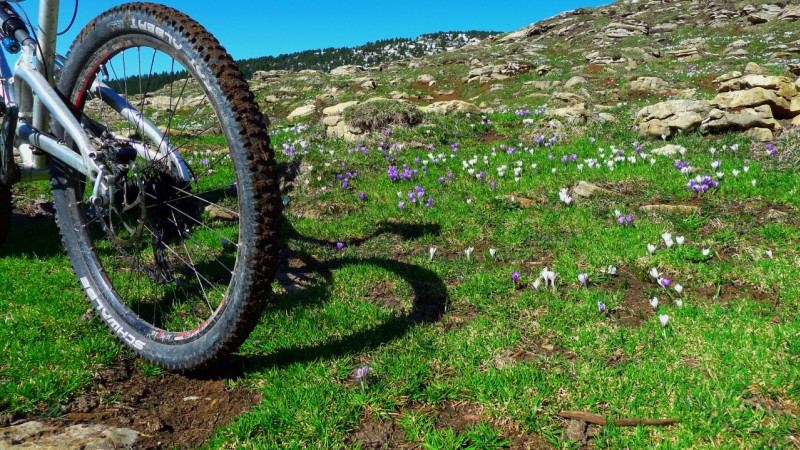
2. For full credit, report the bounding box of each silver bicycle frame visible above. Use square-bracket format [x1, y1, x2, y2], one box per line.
[0, 0, 189, 192]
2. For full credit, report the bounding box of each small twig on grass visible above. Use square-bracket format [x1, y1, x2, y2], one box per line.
[558, 410, 680, 427]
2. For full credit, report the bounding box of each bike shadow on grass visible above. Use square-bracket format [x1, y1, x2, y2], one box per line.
[204, 219, 449, 379]
[0, 210, 64, 258]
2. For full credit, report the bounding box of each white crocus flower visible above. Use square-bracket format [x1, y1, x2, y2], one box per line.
[662, 232, 674, 248]
[464, 247, 474, 260]
[659, 314, 669, 327]
[676, 236, 685, 246]
[702, 248, 711, 257]
[647, 243, 657, 255]
[674, 284, 683, 295]
[649, 267, 661, 279]
[650, 297, 659, 310]
[429, 246, 437, 262]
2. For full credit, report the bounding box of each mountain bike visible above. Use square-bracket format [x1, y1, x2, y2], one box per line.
[0, 0, 281, 370]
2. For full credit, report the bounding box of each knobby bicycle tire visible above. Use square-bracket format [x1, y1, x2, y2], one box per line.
[0, 182, 9, 247]
[51, 3, 281, 370]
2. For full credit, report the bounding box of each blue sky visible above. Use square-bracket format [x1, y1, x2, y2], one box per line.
[15, 1, 610, 60]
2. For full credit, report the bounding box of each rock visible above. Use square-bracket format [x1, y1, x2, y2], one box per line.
[743, 127, 774, 142]
[700, 105, 781, 134]
[780, 5, 800, 21]
[564, 76, 587, 89]
[714, 71, 743, 84]
[744, 62, 767, 75]
[628, 77, 670, 94]
[361, 79, 377, 89]
[286, 104, 316, 120]
[420, 100, 481, 114]
[330, 65, 367, 76]
[417, 74, 436, 84]
[603, 21, 648, 39]
[640, 204, 700, 215]
[666, 48, 702, 62]
[794, 115, 800, 126]
[651, 23, 678, 33]
[652, 144, 687, 157]
[635, 100, 712, 138]
[552, 92, 588, 105]
[544, 103, 589, 124]
[206, 205, 238, 221]
[573, 181, 610, 198]
[718, 75, 798, 101]
[0, 421, 139, 449]
[747, 5, 783, 24]
[788, 63, 800, 76]
[322, 101, 360, 116]
[712, 88, 793, 117]
[251, 70, 288, 81]
[525, 80, 562, 90]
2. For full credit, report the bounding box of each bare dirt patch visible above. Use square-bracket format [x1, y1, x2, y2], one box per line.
[601, 267, 652, 327]
[5, 358, 262, 449]
[346, 401, 552, 449]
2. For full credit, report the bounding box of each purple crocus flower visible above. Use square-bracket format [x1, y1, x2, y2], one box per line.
[578, 273, 588, 287]
[659, 277, 672, 288]
[597, 301, 606, 313]
[337, 242, 345, 250]
[511, 272, 521, 283]
[358, 192, 367, 201]
[355, 366, 370, 381]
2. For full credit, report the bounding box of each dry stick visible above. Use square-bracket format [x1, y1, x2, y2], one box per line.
[558, 411, 679, 427]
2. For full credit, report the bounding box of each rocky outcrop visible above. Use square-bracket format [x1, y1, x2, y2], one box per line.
[322, 101, 363, 141]
[636, 62, 800, 141]
[420, 100, 481, 114]
[635, 100, 712, 138]
[330, 65, 368, 76]
[463, 61, 533, 83]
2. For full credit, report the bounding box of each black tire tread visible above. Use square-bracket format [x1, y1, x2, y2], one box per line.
[56, 3, 281, 370]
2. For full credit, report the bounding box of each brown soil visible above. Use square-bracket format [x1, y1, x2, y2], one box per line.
[346, 400, 552, 449]
[601, 267, 653, 327]
[9, 359, 262, 449]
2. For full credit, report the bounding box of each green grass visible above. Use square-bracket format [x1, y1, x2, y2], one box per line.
[3, 100, 799, 449]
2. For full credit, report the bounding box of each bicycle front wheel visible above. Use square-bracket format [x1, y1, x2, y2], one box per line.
[53, 3, 281, 370]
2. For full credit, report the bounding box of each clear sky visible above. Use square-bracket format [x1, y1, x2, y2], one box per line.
[14, 1, 611, 60]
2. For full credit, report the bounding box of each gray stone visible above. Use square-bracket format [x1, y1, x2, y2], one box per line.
[573, 181, 610, 198]
[0, 421, 139, 449]
[420, 100, 481, 114]
[330, 65, 367, 76]
[744, 62, 767, 75]
[700, 105, 781, 133]
[544, 103, 589, 124]
[780, 5, 800, 21]
[564, 76, 587, 89]
[652, 144, 687, 157]
[635, 100, 712, 138]
[322, 101, 360, 116]
[743, 127, 774, 142]
[628, 77, 670, 94]
[712, 88, 793, 117]
[286, 104, 316, 121]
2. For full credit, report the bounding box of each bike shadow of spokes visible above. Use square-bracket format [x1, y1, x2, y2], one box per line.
[214, 220, 448, 377]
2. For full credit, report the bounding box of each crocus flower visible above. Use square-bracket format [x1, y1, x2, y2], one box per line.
[649, 267, 661, 279]
[659, 277, 672, 288]
[359, 192, 367, 201]
[647, 244, 657, 255]
[465, 247, 474, 260]
[355, 366, 371, 381]
[675, 236, 685, 246]
[532, 278, 541, 291]
[662, 233, 674, 248]
[674, 284, 683, 295]
[578, 273, 588, 287]
[429, 246, 437, 262]
[659, 314, 669, 333]
[489, 248, 497, 259]
[702, 248, 711, 257]
[765, 250, 773, 259]
[511, 272, 521, 283]
[650, 297, 659, 310]
[675, 299, 683, 308]
[337, 242, 345, 250]
[598, 301, 607, 313]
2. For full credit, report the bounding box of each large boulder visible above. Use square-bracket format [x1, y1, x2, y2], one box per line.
[635, 100, 712, 138]
[628, 77, 670, 94]
[330, 65, 367, 76]
[286, 104, 316, 121]
[712, 87, 793, 117]
[700, 105, 781, 134]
